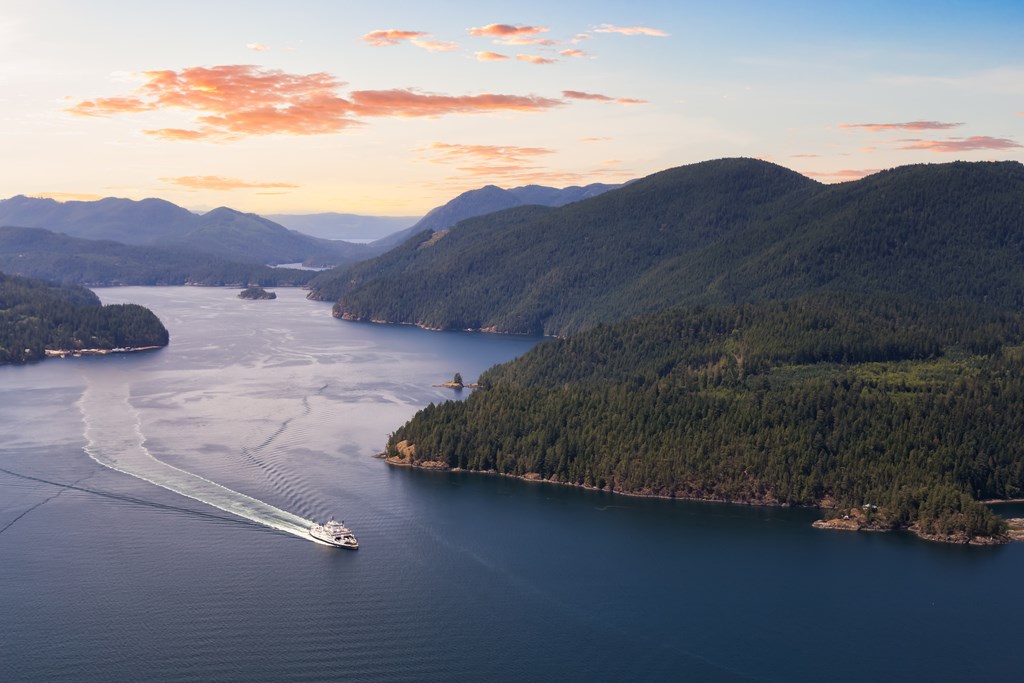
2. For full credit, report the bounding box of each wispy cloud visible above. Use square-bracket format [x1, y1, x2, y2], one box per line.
[161, 175, 298, 191]
[468, 24, 548, 38]
[362, 29, 457, 53]
[516, 54, 556, 65]
[362, 29, 429, 46]
[562, 90, 647, 105]
[246, 43, 269, 52]
[423, 142, 555, 163]
[559, 49, 588, 58]
[475, 51, 510, 61]
[410, 38, 458, 52]
[350, 89, 562, 116]
[421, 141, 629, 188]
[840, 121, 964, 132]
[497, 36, 558, 46]
[67, 65, 564, 140]
[896, 135, 1022, 152]
[578, 136, 610, 143]
[593, 24, 669, 37]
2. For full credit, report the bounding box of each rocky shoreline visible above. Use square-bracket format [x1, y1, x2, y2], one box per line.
[383, 441, 1022, 545]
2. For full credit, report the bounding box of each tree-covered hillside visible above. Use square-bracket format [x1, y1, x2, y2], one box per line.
[0, 226, 318, 287]
[388, 294, 1024, 539]
[0, 271, 169, 364]
[310, 159, 1024, 336]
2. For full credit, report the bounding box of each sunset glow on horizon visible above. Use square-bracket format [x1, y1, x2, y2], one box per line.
[2, 0, 1022, 215]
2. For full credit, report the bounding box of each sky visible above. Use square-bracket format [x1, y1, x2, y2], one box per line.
[1, 0, 1022, 215]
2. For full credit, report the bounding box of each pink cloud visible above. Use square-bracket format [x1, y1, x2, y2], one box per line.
[246, 43, 268, 52]
[593, 24, 669, 37]
[410, 38, 458, 52]
[424, 142, 555, 162]
[475, 51, 509, 61]
[896, 135, 1022, 152]
[160, 175, 298, 191]
[362, 29, 429, 46]
[469, 24, 548, 37]
[67, 65, 564, 140]
[560, 49, 588, 58]
[840, 121, 964, 132]
[516, 54, 556, 65]
[562, 90, 647, 105]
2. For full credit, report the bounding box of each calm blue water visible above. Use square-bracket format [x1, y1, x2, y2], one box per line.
[1, 287, 1021, 682]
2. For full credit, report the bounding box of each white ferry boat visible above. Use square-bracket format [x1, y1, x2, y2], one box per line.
[309, 518, 359, 549]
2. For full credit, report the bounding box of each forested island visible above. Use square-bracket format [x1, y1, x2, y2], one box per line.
[386, 295, 1023, 543]
[239, 286, 276, 300]
[0, 271, 168, 364]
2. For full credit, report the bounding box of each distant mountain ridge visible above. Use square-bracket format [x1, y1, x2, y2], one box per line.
[0, 196, 376, 266]
[375, 181, 623, 248]
[0, 226, 317, 287]
[309, 158, 1024, 336]
[266, 212, 419, 241]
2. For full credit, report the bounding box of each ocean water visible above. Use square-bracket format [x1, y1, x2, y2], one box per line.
[1, 287, 1020, 682]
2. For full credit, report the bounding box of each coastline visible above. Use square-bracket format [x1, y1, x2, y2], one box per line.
[331, 309, 551, 337]
[44, 345, 163, 358]
[381, 452, 1021, 545]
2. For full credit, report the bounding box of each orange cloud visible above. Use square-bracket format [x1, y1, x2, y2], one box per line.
[578, 136, 609, 142]
[896, 136, 1022, 152]
[790, 153, 820, 158]
[246, 43, 268, 52]
[802, 168, 881, 181]
[362, 29, 429, 46]
[516, 54, 556, 65]
[69, 96, 155, 116]
[560, 49, 588, 58]
[67, 65, 563, 140]
[475, 51, 509, 61]
[349, 89, 563, 116]
[593, 24, 669, 37]
[840, 121, 964, 132]
[469, 24, 548, 37]
[562, 90, 647, 105]
[147, 127, 219, 141]
[160, 175, 298, 191]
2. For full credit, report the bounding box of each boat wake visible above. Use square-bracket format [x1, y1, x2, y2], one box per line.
[76, 380, 327, 544]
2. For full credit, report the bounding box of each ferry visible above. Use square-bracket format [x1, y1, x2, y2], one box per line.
[309, 518, 359, 549]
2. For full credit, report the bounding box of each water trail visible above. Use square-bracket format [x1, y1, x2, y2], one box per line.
[76, 380, 328, 544]
[234, 382, 329, 520]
